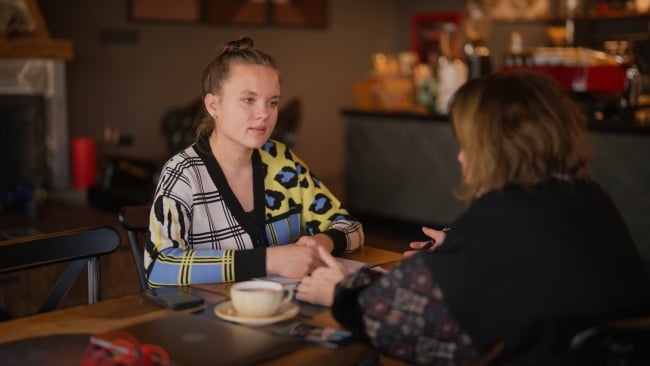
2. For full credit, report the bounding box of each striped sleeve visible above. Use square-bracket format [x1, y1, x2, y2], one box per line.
[147, 195, 265, 285]
[145, 150, 267, 285]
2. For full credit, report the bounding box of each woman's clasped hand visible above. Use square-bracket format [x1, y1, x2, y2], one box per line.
[296, 246, 348, 307]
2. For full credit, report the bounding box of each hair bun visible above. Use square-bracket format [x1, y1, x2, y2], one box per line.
[225, 36, 255, 52]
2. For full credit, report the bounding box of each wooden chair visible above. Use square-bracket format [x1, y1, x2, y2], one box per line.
[117, 204, 150, 291]
[570, 315, 650, 365]
[87, 155, 159, 211]
[0, 226, 121, 318]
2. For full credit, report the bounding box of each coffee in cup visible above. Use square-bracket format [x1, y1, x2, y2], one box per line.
[230, 280, 292, 318]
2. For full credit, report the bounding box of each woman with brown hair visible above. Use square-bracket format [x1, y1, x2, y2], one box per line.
[297, 70, 650, 364]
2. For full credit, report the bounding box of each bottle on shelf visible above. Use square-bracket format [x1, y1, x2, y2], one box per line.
[463, 0, 493, 80]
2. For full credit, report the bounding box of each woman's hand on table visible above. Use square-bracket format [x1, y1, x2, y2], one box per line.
[266, 244, 324, 279]
[294, 232, 335, 253]
[403, 226, 448, 258]
[295, 246, 348, 306]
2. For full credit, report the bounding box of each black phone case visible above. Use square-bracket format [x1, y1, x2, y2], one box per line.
[142, 287, 205, 310]
[274, 322, 354, 349]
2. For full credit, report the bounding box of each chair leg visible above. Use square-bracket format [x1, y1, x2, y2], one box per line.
[39, 259, 86, 313]
[87, 257, 100, 304]
[126, 231, 148, 291]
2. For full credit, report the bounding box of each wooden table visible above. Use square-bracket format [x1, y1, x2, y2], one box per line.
[0, 246, 403, 366]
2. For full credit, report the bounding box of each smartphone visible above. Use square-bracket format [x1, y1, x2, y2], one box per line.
[274, 322, 354, 349]
[142, 287, 205, 310]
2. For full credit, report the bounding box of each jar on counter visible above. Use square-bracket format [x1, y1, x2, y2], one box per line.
[436, 57, 468, 114]
[413, 63, 437, 111]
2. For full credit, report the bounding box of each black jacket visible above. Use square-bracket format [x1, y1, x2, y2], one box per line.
[428, 180, 650, 363]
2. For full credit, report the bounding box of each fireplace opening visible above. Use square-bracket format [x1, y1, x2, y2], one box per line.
[0, 94, 49, 210]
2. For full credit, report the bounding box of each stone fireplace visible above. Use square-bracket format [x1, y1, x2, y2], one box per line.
[1, 0, 73, 195]
[0, 58, 69, 190]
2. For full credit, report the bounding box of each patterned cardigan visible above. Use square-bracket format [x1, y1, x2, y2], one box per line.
[146, 137, 364, 286]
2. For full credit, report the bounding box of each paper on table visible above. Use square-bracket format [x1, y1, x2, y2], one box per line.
[256, 258, 369, 287]
[335, 257, 369, 273]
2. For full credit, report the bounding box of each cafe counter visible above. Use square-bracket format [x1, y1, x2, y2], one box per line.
[343, 108, 650, 259]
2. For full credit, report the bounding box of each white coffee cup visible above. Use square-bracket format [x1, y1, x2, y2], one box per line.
[230, 280, 292, 318]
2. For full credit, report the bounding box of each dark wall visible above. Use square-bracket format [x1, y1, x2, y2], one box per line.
[39, 0, 566, 193]
[37, 0, 404, 191]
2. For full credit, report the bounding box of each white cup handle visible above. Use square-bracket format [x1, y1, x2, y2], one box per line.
[280, 286, 293, 307]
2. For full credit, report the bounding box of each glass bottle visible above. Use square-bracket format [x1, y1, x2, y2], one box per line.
[463, 0, 493, 79]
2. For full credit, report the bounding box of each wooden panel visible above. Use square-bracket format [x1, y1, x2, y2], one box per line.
[0, 38, 73, 60]
[130, 0, 201, 22]
[0, 0, 73, 60]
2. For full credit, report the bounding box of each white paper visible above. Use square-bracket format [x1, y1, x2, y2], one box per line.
[255, 258, 369, 287]
[334, 257, 368, 273]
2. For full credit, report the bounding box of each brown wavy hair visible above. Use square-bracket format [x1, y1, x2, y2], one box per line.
[194, 35, 279, 139]
[449, 70, 591, 202]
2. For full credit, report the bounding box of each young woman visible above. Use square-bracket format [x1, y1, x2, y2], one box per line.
[146, 36, 363, 286]
[296, 70, 650, 365]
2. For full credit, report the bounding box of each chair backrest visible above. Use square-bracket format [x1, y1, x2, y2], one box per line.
[570, 315, 650, 365]
[466, 340, 505, 366]
[118, 205, 150, 291]
[0, 226, 121, 318]
[87, 155, 160, 211]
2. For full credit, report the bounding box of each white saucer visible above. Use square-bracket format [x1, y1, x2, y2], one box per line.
[214, 301, 300, 326]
